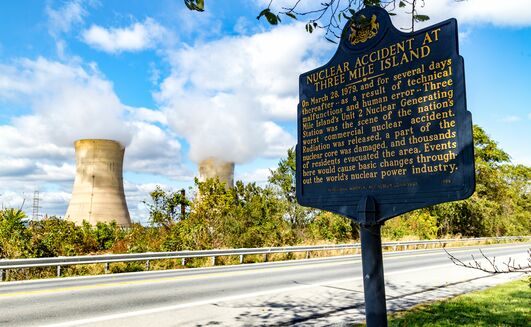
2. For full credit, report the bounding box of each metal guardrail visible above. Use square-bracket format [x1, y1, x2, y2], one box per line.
[0, 236, 529, 280]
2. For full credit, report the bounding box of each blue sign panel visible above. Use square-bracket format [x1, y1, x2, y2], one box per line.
[296, 7, 475, 223]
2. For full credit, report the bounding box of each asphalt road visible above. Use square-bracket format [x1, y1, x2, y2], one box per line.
[0, 243, 529, 326]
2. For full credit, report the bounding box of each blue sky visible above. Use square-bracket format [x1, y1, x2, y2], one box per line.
[0, 0, 529, 223]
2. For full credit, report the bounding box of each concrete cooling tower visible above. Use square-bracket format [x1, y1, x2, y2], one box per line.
[65, 139, 131, 226]
[198, 158, 235, 188]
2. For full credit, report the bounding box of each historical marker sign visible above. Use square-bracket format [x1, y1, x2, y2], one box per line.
[296, 6, 475, 223]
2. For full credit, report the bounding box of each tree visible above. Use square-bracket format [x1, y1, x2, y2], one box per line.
[431, 125, 530, 237]
[231, 181, 293, 247]
[268, 147, 316, 235]
[382, 208, 438, 240]
[473, 125, 510, 165]
[165, 178, 238, 250]
[28, 218, 79, 257]
[268, 147, 297, 204]
[268, 148, 363, 240]
[0, 208, 29, 258]
[308, 211, 352, 242]
[143, 186, 189, 230]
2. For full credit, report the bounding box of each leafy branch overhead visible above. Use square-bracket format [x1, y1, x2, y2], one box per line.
[185, 0, 204, 12]
[257, 8, 281, 25]
[263, 0, 434, 38]
[185, 0, 435, 41]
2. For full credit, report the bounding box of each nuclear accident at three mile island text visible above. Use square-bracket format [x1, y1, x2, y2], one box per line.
[300, 27, 461, 192]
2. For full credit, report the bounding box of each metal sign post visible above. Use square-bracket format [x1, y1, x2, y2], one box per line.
[296, 6, 474, 325]
[361, 224, 387, 326]
[358, 196, 387, 326]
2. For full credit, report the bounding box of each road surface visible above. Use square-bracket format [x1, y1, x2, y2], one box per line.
[0, 242, 528, 326]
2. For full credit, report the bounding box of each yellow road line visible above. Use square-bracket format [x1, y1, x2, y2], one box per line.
[0, 258, 361, 298]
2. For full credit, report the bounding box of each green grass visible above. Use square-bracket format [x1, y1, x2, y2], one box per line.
[386, 278, 530, 327]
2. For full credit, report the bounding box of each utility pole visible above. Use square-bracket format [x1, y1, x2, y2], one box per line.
[181, 189, 186, 217]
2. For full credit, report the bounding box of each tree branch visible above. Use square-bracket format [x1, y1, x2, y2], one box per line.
[185, 0, 460, 40]
[444, 247, 531, 274]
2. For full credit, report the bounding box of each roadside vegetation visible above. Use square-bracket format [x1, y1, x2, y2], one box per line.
[384, 278, 530, 327]
[0, 125, 529, 280]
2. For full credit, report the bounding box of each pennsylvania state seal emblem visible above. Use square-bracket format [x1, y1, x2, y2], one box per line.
[349, 14, 379, 45]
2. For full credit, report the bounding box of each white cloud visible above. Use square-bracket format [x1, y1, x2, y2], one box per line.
[39, 191, 73, 217]
[458, 30, 471, 42]
[0, 124, 70, 160]
[125, 106, 168, 125]
[0, 159, 38, 176]
[163, 92, 268, 163]
[261, 1, 531, 35]
[390, 0, 531, 30]
[0, 161, 74, 184]
[45, 0, 100, 58]
[46, 0, 88, 36]
[0, 113, 74, 216]
[0, 57, 187, 219]
[236, 168, 272, 185]
[81, 18, 167, 53]
[256, 0, 531, 35]
[148, 62, 161, 85]
[0, 191, 30, 212]
[255, 0, 317, 13]
[176, 7, 222, 40]
[262, 122, 296, 157]
[234, 17, 251, 35]
[0, 160, 75, 217]
[123, 181, 153, 224]
[157, 23, 331, 163]
[259, 95, 298, 120]
[0, 57, 132, 146]
[125, 121, 187, 179]
[33, 163, 76, 183]
[451, 0, 531, 27]
[502, 115, 522, 123]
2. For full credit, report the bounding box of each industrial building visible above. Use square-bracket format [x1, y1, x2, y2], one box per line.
[65, 139, 131, 226]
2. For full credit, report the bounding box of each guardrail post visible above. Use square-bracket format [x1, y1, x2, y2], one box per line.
[181, 258, 186, 266]
[306, 251, 310, 259]
[264, 253, 268, 262]
[56, 265, 61, 277]
[0, 269, 4, 281]
[105, 263, 109, 274]
[239, 255, 244, 264]
[211, 256, 216, 266]
[145, 260, 150, 271]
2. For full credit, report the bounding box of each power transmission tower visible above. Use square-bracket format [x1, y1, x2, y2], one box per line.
[32, 190, 41, 221]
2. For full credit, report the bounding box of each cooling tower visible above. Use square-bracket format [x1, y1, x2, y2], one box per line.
[65, 139, 131, 226]
[198, 158, 235, 188]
